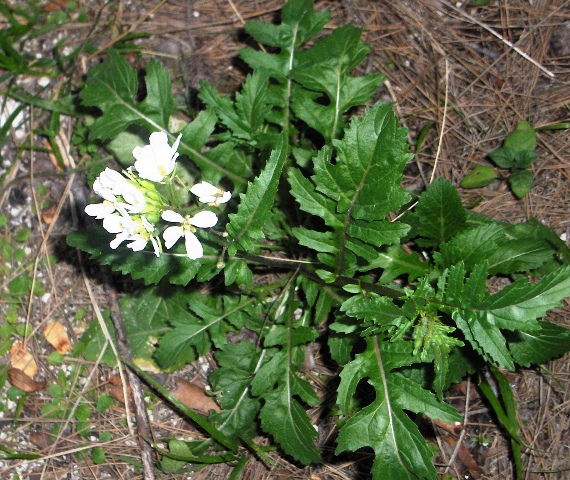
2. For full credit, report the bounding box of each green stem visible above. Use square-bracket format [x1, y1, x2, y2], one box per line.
[239, 251, 403, 299]
[128, 363, 240, 454]
[228, 453, 250, 480]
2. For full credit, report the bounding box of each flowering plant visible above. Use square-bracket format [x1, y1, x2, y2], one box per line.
[68, 0, 570, 478]
[84, 132, 229, 259]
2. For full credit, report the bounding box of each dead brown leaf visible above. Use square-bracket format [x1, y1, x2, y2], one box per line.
[8, 368, 46, 392]
[42, 0, 71, 12]
[29, 430, 74, 452]
[108, 375, 132, 404]
[41, 206, 57, 225]
[443, 436, 482, 478]
[10, 341, 38, 377]
[44, 321, 73, 354]
[172, 380, 220, 415]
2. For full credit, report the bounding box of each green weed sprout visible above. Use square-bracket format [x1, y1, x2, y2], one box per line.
[462, 120, 538, 198]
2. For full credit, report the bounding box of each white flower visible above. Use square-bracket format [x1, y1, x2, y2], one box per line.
[103, 213, 136, 249]
[133, 132, 182, 182]
[162, 209, 218, 259]
[86, 168, 132, 219]
[190, 181, 231, 206]
[103, 213, 160, 256]
[126, 217, 161, 256]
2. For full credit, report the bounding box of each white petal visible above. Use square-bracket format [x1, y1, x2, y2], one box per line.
[163, 225, 183, 249]
[121, 183, 146, 213]
[190, 181, 231, 205]
[184, 231, 203, 259]
[103, 214, 125, 234]
[172, 133, 182, 152]
[217, 191, 232, 204]
[103, 213, 134, 234]
[127, 237, 148, 252]
[189, 210, 218, 228]
[190, 181, 218, 199]
[150, 236, 161, 256]
[148, 131, 168, 146]
[100, 168, 126, 190]
[92, 178, 116, 202]
[85, 202, 115, 219]
[141, 216, 154, 233]
[133, 157, 163, 182]
[161, 209, 185, 223]
[109, 231, 131, 249]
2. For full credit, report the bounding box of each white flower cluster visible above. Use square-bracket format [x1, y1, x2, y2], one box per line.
[85, 132, 230, 259]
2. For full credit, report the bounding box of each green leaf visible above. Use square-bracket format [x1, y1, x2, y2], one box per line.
[179, 108, 217, 152]
[480, 265, 570, 331]
[79, 50, 148, 142]
[411, 178, 467, 247]
[252, 347, 321, 465]
[487, 366, 523, 479]
[120, 287, 191, 367]
[289, 103, 411, 274]
[96, 394, 114, 413]
[80, 49, 138, 112]
[240, 0, 331, 82]
[436, 223, 504, 272]
[91, 447, 106, 465]
[478, 370, 523, 446]
[239, 0, 331, 135]
[504, 120, 536, 153]
[235, 71, 272, 135]
[290, 24, 385, 142]
[72, 309, 118, 367]
[209, 342, 266, 439]
[372, 245, 430, 283]
[105, 127, 147, 168]
[313, 104, 411, 222]
[138, 58, 173, 128]
[223, 258, 253, 287]
[199, 80, 250, 140]
[513, 150, 538, 169]
[342, 292, 411, 337]
[436, 220, 557, 275]
[78, 50, 245, 183]
[460, 165, 496, 189]
[468, 0, 491, 6]
[442, 262, 534, 369]
[328, 333, 355, 365]
[155, 293, 251, 370]
[489, 146, 515, 169]
[453, 310, 514, 370]
[226, 133, 287, 254]
[288, 169, 343, 229]
[258, 387, 320, 465]
[508, 169, 533, 199]
[336, 337, 446, 480]
[506, 322, 570, 367]
[74, 287, 186, 369]
[249, 290, 321, 465]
